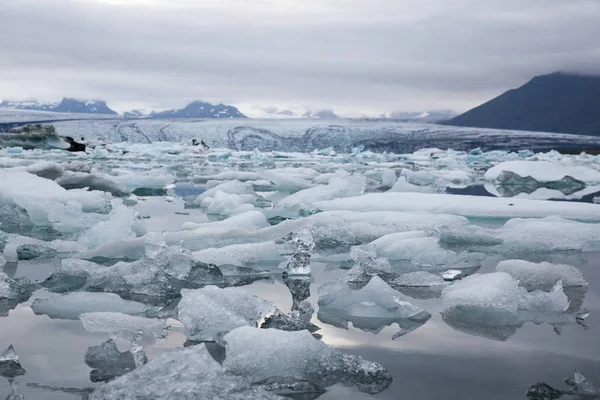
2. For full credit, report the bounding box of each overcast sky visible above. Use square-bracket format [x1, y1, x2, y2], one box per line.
[1, 0, 599, 116]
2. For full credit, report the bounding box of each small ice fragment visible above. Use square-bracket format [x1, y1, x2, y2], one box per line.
[526, 382, 564, 400]
[283, 228, 314, 276]
[85, 339, 137, 382]
[0, 345, 26, 378]
[564, 370, 599, 398]
[442, 269, 467, 281]
[594, 196, 600, 204]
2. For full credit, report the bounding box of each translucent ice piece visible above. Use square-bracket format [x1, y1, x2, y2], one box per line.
[178, 286, 274, 342]
[496, 260, 587, 290]
[283, 228, 314, 276]
[224, 327, 393, 394]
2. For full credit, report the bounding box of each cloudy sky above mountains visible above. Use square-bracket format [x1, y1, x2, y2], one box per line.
[1, 0, 599, 116]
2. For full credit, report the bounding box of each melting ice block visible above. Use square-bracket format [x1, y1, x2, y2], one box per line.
[223, 326, 393, 394]
[496, 260, 587, 290]
[389, 176, 435, 193]
[85, 339, 137, 382]
[90, 344, 280, 400]
[178, 286, 274, 342]
[31, 292, 151, 320]
[314, 192, 600, 221]
[277, 174, 365, 208]
[192, 241, 281, 268]
[55, 171, 130, 197]
[318, 276, 431, 338]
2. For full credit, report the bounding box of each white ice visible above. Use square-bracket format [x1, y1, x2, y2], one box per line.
[496, 260, 587, 289]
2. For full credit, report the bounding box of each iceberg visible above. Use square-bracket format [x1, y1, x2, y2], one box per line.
[277, 173, 365, 209]
[177, 286, 274, 342]
[223, 326, 393, 394]
[318, 276, 431, 338]
[441, 273, 574, 341]
[90, 344, 280, 400]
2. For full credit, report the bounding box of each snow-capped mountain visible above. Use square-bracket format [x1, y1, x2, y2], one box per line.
[380, 110, 458, 122]
[149, 101, 247, 119]
[0, 99, 59, 111]
[123, 109, 148, 118]
[0, 98, 118, 115]
[302, 109, 339, 119]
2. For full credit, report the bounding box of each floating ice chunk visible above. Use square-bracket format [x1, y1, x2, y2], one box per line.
[442, 272, 569, 314]
[485, 161, 600, 184]
[180, 210, 269, 232]
[201, 191, 256, 216]
[389, 176, 435, 193]
[278, 174, 365, 208]
[192, 241, 281, 267]
[178, 286, 274, 343]
[315, 193, 600, 221]
[565, 370, 599, 398]
[318, 276, 430, 337]
[90, 344, 279, 400]
[366, 232, 460, 271]
[196, 180, 255, 201]
[111, 172, 175, 192]
[439, 225, 504, 246]
[11, 160, 66, 180]
[260, 309, 320, 333]
[526, 382, 564, 400]
[283, 228, 314, 275]
[0, 170, 111, 227]
[80, 312, 168, 345]
[85, 339, 137, 382]
[31, 292, 150, 320]
[55, 171, 130, 197]
[78, 200, 137, 249]
[380, 169, 397, 189]
[3, 235, 84, 262]
[259, 170, 314, 193]
[496, 260, 587, 290]
[0, 345, 26, 378]
[224, 327, 393, 394]
[594, 196, 600, 204]
[0, 273, 36, 317]
[194, 171, 263, 183]
[400, 169, 436, 185]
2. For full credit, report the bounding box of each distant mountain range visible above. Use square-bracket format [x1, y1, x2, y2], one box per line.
[445, 72, 600, 136]
[0, 98, 118, 115]
[148, 101, 247, 119]
[379, 110, 458, 122]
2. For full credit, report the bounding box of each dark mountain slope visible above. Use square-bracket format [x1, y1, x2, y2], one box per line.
[445, 73, 600, 136]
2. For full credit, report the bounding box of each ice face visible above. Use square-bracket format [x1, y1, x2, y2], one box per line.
[283, 228, 314, 276]
[177, 286, 274, 343]
[90, 344, 280, 400]
[496, 260, 587, 290]
[379, 169, 397, 189]
[223, 326, 393, 394]
[318, 276, 431, 337]
[31, 292, 151, 320]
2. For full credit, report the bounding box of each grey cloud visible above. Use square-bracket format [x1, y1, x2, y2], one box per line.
[0, 0, 599, 114]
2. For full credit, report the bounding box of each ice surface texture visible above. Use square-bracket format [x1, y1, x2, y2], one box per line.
[224, 327, 393, 394]
[90, 344, 280, 400]
[178, 286, 274, 342]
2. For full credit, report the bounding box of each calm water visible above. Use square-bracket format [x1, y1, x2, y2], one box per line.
[1, 196, 599, 399]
